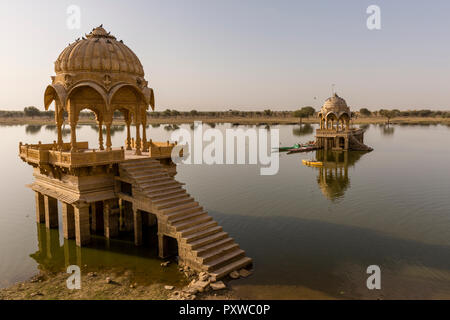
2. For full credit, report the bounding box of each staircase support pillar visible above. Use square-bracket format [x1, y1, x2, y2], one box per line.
[35, 191, 45, 223]
[62, 202, 75, 239]
[104, 199, 119, 239]
[158, 233, 169, 259]
[44, 195, 58, 229]
[74, 202, 90, 246]
[133, 206, 142, 246]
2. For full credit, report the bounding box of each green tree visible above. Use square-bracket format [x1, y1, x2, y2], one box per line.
[171, 110, 180, 117]
[293, 106, 315, 125]
[379, 109, 399, 125]
[263, 109, 273, 116]
[24, 106, 41, 118]
[359, 108, 371, 117]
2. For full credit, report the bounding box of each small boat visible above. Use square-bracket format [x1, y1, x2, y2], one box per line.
[286, 145, 317, 154]
[275, 143, 301, 152]
[302, 159, 323, 167]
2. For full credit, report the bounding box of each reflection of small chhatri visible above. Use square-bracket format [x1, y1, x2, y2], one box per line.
[316, 93, 373, 151]
[19, 26, 251, 278]
[314, 150, 366, 201]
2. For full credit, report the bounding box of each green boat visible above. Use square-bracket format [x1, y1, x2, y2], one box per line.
[275, 143, 301, 151]
[274, 141, 316, 152]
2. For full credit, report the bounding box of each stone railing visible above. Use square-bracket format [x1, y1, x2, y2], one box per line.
[316, 128, 360, 136]
[148, 140, 182, 159]
[148, 140, 179, 159]
[129, 139, 182, 159]
[19, 141, 124, 168]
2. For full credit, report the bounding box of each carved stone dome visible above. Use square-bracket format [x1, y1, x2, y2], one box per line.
[54, 26, 144, 76]
[319, 93, 351, 118]
[45, 25, 155, 116]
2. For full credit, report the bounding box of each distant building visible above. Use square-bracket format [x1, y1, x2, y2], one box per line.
[316, 93, 372, 151]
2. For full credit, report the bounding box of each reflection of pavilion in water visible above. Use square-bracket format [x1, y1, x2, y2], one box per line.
[30, 223, 183, 283]
[313, 149, 366, 201]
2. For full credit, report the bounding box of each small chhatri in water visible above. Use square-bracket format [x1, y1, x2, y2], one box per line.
[316, 93, 372, 151]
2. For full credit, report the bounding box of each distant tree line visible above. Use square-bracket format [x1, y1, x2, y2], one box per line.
[0, 106, 95, 119]
[1, 106, 450, 121]
[358, 108, 450, 118]
[143, 109, 298, 118]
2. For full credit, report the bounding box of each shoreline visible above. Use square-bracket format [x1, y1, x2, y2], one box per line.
[1, 116, 449, 126]
[0, 266, 238, 300]
[0, 266, 335, 300]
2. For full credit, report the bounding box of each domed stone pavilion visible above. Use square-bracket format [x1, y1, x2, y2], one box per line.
[315, 93, 372, 151]
[19, 26, 252, 277]
[44, 25, 155, 154]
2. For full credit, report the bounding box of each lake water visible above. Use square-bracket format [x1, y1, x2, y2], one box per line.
[1, 123, 449, 299]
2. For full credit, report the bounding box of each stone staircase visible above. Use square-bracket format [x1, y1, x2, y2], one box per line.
[349, 134, 373, 151]
[118, 158, 252, 279]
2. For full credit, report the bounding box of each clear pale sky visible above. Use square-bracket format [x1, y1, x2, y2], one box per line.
[1, 0, 450, 111]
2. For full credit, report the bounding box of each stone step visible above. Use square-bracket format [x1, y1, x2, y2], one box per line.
[165, 206, 203, 221]
[132, 171, 167, 179]
[209, 257, 253, 279]
[188, 231, 229, 250]
[121, 162, 160, 170]
[169, 211, 209, 225]
[161, 201, 199, 215]
[204, 249, 245, 272]
[195, 237, 235, 257]
[199, 243, 240, 264]
[171, 213, 212, 230]
[145, 185, 184, 196]
[156, 197, 194, 210]
[122, 159, 157, 166]
[136, 176, 171, 184]
[142, 180, 180, 191]
[183, 226, 223, 243]
[149, 189, 186, 200]
[178, 220, 218, 237]
[152, 193, 190, 204]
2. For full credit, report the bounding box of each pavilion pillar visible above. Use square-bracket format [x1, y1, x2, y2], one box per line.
[57, 122, 63, 149]
[344, 137, 349, 150]
[90, 203, 97, 232]
[74, 202, 90, 246]
[105, 122, 112, 151]
[158, 233, 169, 259]
[54, 106, 63, 149]
[35, 191, 45, 223]
[135, 122, 142, 155]
[133, 206, 143, 246]
[125, 120, 132, 150]
[62, 202, 75, 239]
[324, 138, 328, 151]
[142, 122, 148, 152]
[70, 123, 77, 152]
[104, 199, 119, 239]
[44, 195, 58, 229]
[98, 120, 104, 150]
